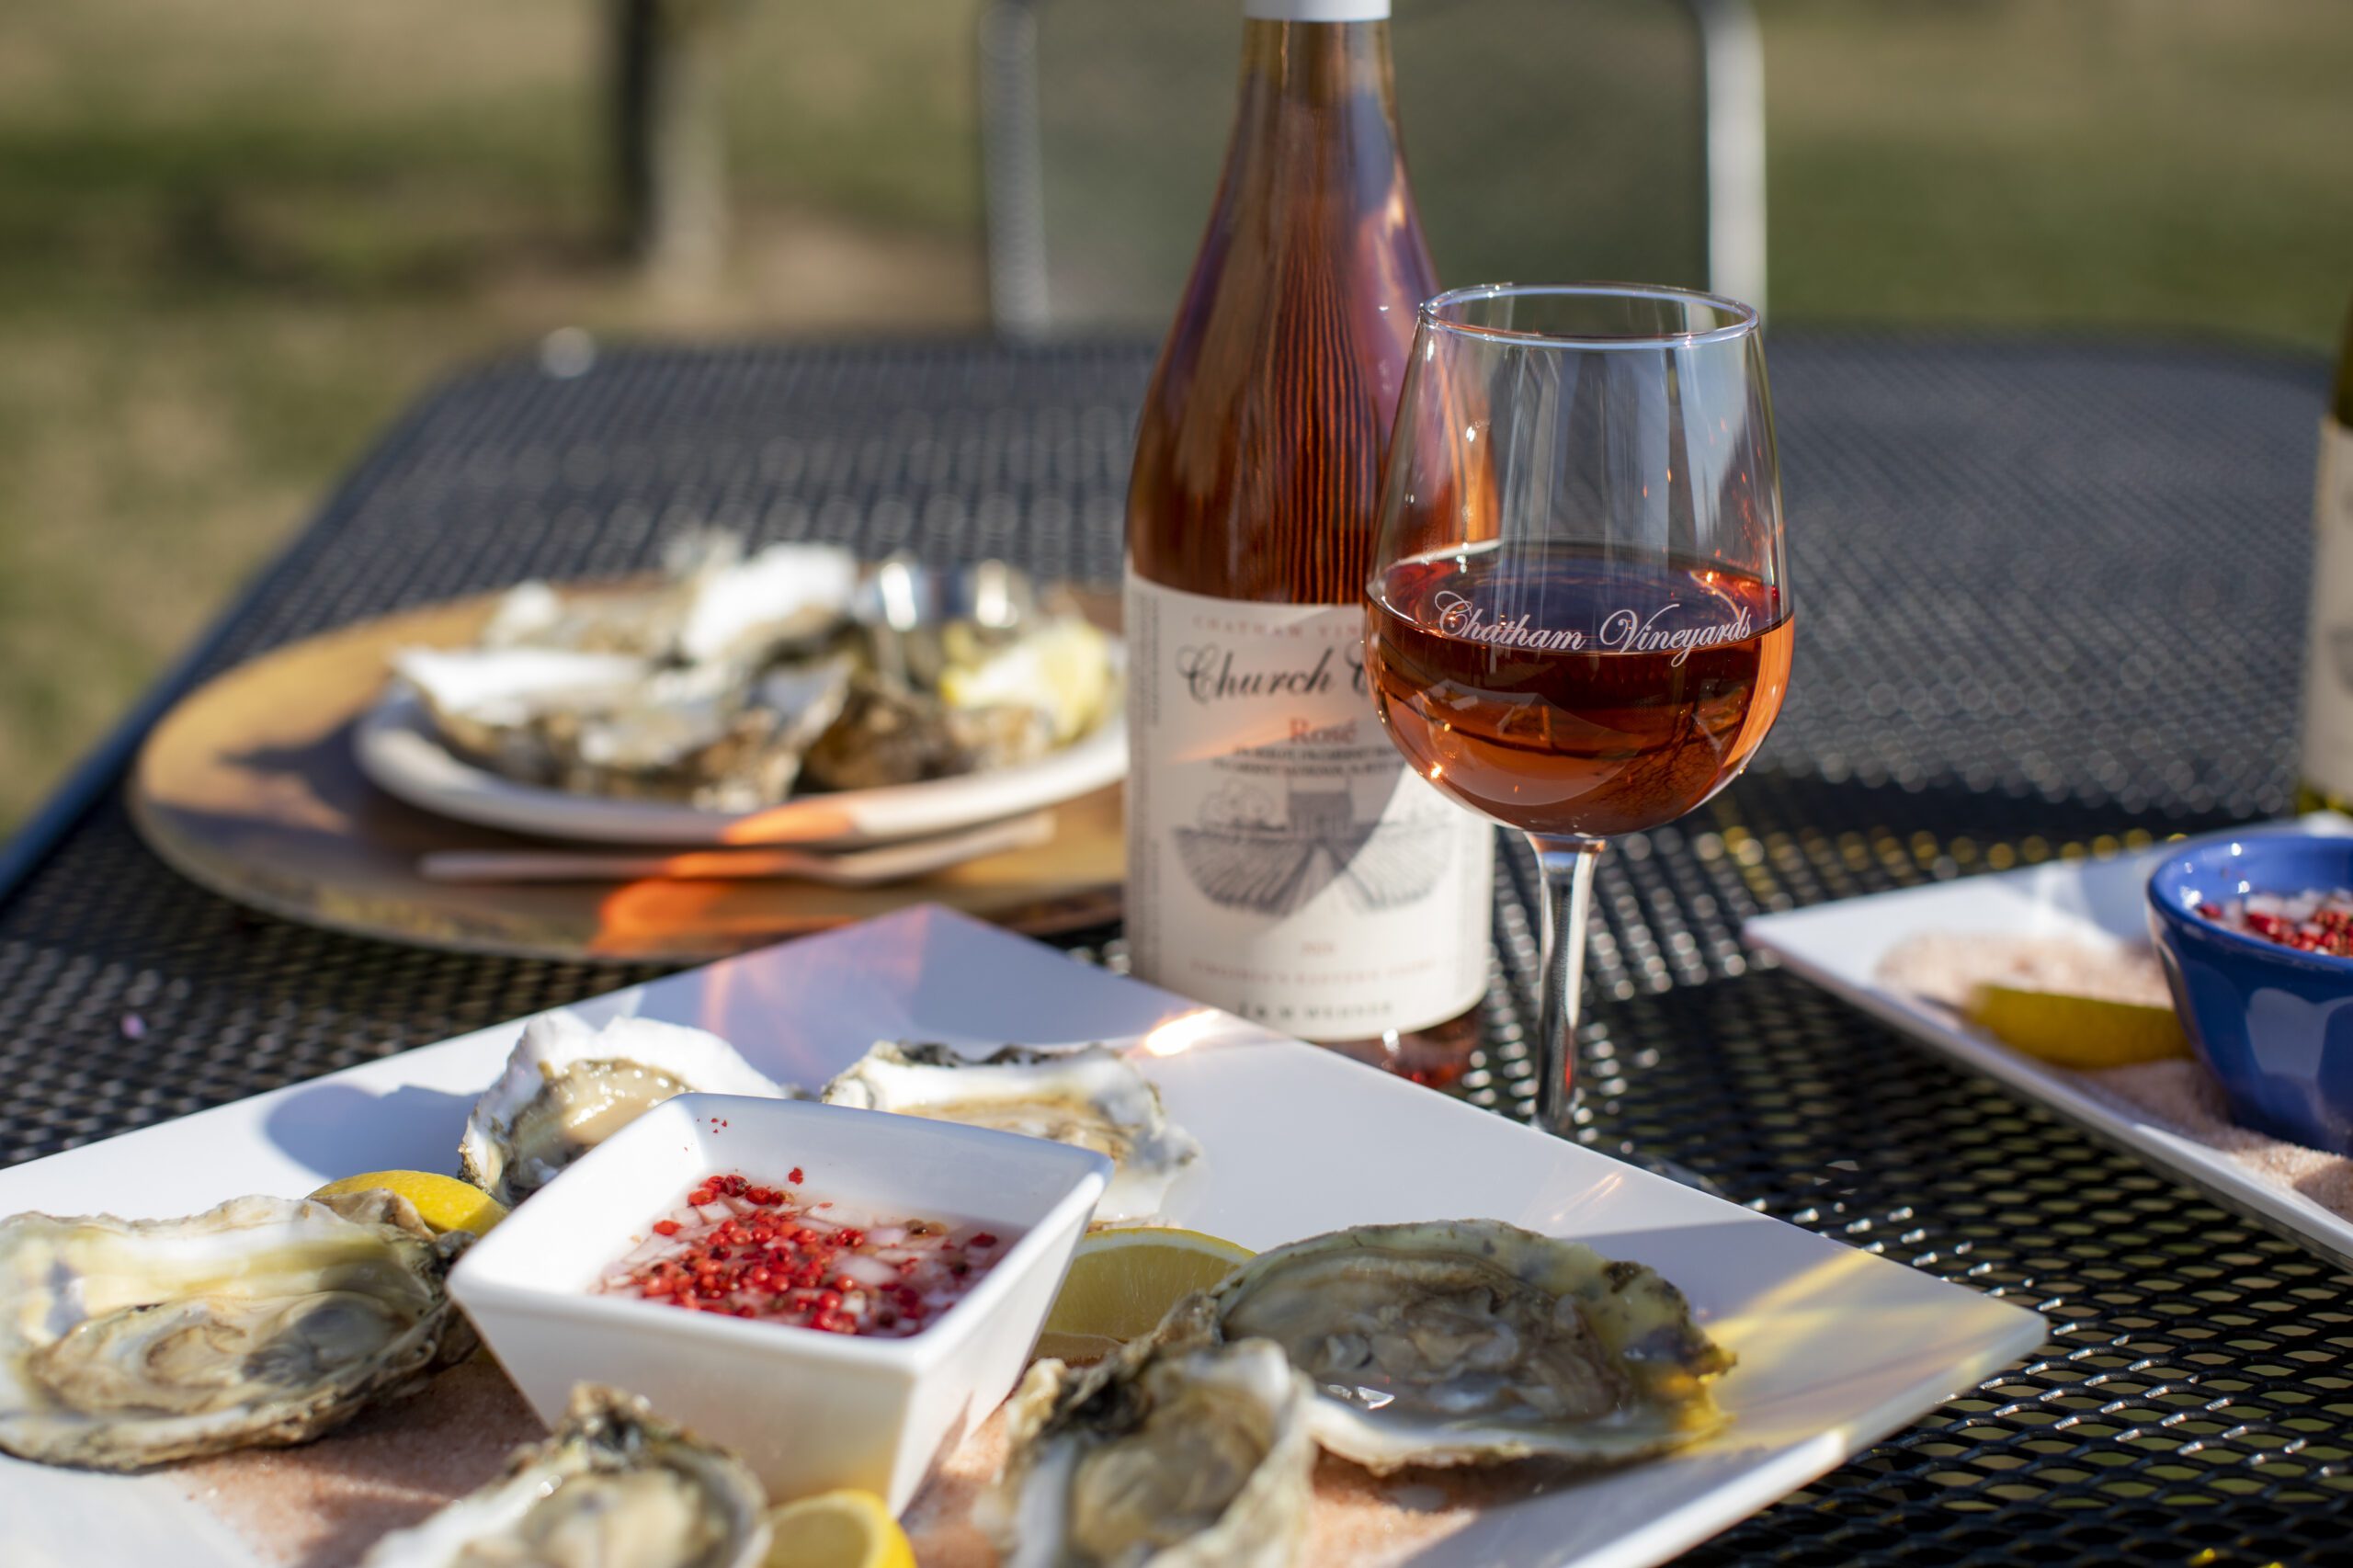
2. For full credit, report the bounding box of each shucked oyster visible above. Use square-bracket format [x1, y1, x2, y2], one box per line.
[540, 655, 856, 812]
[995, 1337, 1314, 1568]
[821, 1042, 1201, 1223]
[1161, 1219, 1733, 1473]
[460, 1013, 792, 1207]
[0, 1191, 472, 1470]
[799, 673, 1056, 791]
[362, 1383, 769, 1568]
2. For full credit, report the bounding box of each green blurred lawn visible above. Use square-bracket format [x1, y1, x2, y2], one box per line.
[0, 0, 2347, 831]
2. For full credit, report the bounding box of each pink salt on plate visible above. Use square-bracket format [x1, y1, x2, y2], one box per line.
[1876, 931, 2353, 1222]
[176, 1357, 545, 1568]
[182, 1354, 1531, 1567]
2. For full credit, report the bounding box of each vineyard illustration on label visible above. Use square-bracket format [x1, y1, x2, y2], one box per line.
[1174, 772, 1456, 917]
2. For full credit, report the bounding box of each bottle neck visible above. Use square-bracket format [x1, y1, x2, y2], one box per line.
[1219, 15, 1421, 251]
[1235, 17, 1404, 130]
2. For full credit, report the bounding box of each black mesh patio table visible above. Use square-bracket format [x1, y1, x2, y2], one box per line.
[1, 335, 2345, 1564]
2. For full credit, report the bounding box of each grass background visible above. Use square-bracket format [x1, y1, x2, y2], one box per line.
[0, 0, 2347, 829]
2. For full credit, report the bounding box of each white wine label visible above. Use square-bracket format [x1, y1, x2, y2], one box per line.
[1124, 569, 1494, 1041]
[1244, 0, 1391, 21]
[2301, 416, 2353, 799]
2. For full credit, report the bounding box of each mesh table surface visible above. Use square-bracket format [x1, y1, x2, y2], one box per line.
[0, 335, 2343, 1563]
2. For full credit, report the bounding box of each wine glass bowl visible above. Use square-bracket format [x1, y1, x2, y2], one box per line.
[1363, 283, 1791, 1136]
[1366, 542, 1791, 837]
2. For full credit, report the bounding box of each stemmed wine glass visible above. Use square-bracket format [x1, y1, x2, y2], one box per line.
[1363, 284, 1792, 1140]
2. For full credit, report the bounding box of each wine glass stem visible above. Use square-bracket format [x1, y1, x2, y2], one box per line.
[1529, 834, 1604, 1137]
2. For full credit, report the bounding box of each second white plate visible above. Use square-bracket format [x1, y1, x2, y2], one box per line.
[1745, 815, 2353, 1271]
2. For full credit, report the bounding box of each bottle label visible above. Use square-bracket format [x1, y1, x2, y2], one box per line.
[1123, 570, 1494, 1041]
[2302, 416, 2353, 798]
[1244, 0, 1391, 20]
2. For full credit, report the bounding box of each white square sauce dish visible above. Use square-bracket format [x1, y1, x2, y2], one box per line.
[447, 1091, 1112, 1513]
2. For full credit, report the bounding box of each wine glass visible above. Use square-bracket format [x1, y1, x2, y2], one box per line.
[1363, 283, 1792, 1140]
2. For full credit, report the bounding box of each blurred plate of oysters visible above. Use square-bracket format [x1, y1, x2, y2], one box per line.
[354, 534, 1123, 847]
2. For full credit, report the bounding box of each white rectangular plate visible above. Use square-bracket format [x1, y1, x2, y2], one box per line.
[1744, 818, 2353, 1274]
[0, 905, 2044, 1568]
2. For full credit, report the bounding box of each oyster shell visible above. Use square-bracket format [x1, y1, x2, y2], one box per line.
[393, 646, 653, 779]
[0, 1191, 472, 1470]
[995, 1337, 1314, 1568]
[460, 1013, 792, 1207]
[361, 1383, 769, 1568]
[674, 540, 858, 665]
[821, 1042, 1200, 1223]
[1161, 1219, 1733, 1472]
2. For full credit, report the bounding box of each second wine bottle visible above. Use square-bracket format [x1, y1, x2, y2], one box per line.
[1123, 0, 1495, 1084]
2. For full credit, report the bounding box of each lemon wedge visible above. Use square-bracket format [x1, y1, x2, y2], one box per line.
[308, 1171, 508, 1237]
[1037, 1226, 1255, 1364]
[765, 1489, 915, 1568]
[939, 618, 1112, 744]
[1964, 983, 2190, 1069]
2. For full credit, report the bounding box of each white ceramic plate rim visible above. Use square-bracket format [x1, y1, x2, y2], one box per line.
[1743, 813, 2353, 1272]
[352, 643, 1127, 847]
[0, 904, 2047, 1568]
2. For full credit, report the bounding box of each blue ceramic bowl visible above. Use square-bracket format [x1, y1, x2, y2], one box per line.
[2145, 832, 2353, 1154]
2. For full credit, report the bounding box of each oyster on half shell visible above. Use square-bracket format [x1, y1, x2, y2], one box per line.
[821, 1042, 1201, 1223]
[995, 1337, 1315, 1568]
[460, 1013, 792, 1207]
[1160, 1219, 1733, 1473]
[361, 1383, 769, 1568]
[0, 1191, 472, 1470]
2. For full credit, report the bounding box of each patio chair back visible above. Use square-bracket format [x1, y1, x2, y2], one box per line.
[980, 0, 1765, 335]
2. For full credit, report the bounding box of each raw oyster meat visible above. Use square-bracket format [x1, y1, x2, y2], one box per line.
[460, 1012, 791, 1207]
[1161, 1219, 1733, 1472]
[362, 1383, 769, 1568]
[995, 1337, 1314, 1568]
[540, 654, 855, 811]
[0, 1190, 472, 1470]
[798, 673, 1055, 790]
[821, 1042, 1200, 1223]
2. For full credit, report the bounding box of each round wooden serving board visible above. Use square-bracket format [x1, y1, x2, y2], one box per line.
[130, 591, 1124, 963]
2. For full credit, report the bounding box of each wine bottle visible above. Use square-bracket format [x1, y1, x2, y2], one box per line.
[1123, 0, 1495, 1084]
[2297, 298, 2353, 812]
